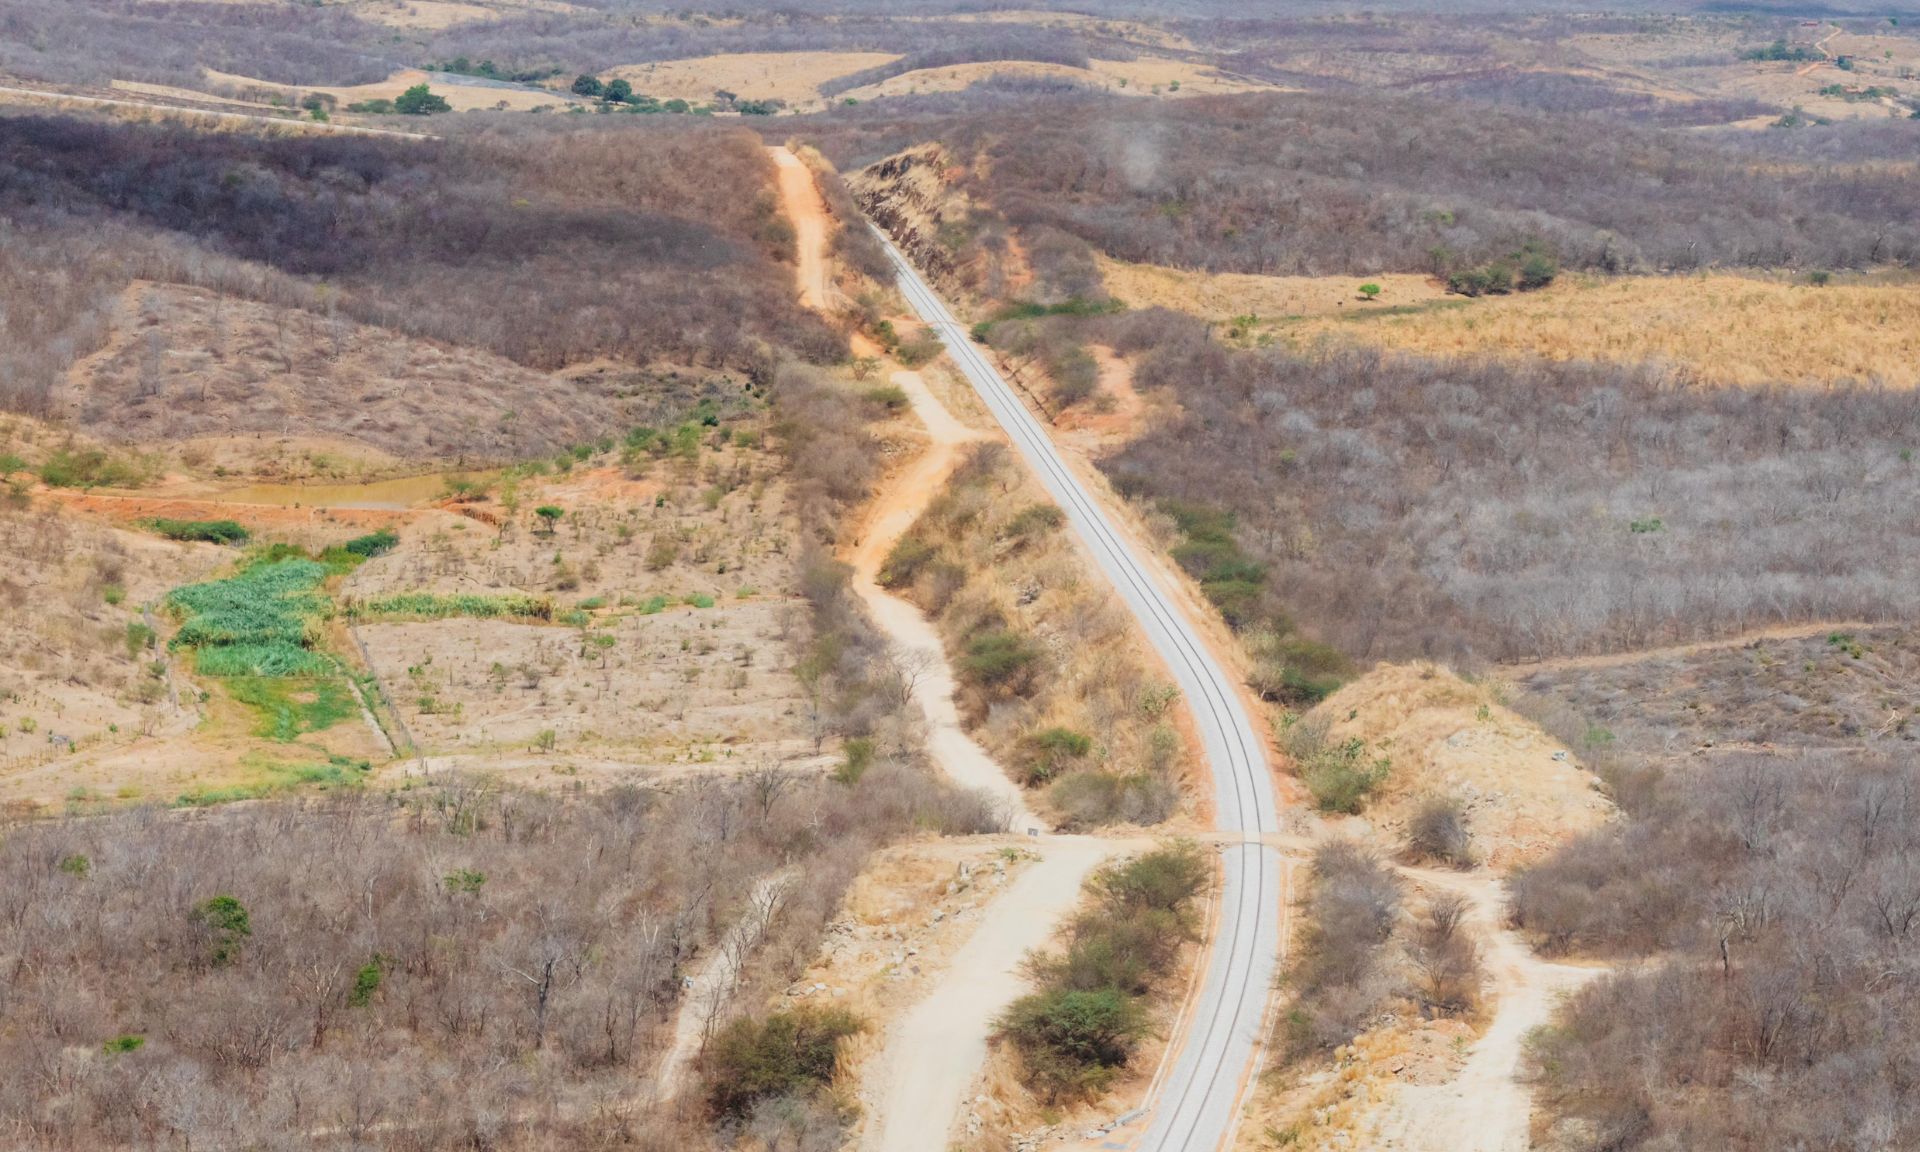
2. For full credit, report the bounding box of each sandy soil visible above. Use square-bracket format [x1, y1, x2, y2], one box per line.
[605, 52, 900, 105]
[857, 835, 1127, 1152]
[1308, 664, 1613, 871]
[771, 148, 834, 311]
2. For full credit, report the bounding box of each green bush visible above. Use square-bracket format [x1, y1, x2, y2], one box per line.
[877, 535, 937, 588]
[38, 447, 154, 489]
[893, 330, 945, 367]
[1004, 503, 1065, 540]
[998, 987, 1145, 1102]
[961, 628, 1040, 693]
[1287, 722, 1391, 814]
[1020, 726, 1092, 785]
[349, 957, 384, 1007]
[343, 528, 398, 558]
[835, 736, 875, 784]
[861, 384, 910, 412]
[1094, 840, 1210, 915]
[704, 1006, 862, 1120]
[143, 518, 251, 545]
[191, 895, 252, 966]
[996, 843, 1205, 1100]
[1249, 634, 1349, 706]
[394, 83, 451, 115]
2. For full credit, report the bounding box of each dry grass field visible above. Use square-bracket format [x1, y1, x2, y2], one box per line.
[837, 56, 1275, 103]
[604, 52, 902, 106]
[1098, 256, 1448, 322]
[1275, 273, 1920, 388]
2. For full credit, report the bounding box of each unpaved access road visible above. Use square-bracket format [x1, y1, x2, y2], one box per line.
[845, 367, 1046, 834]
[858, 835, 1126, 1152]
[1365, 866, 1601, 1151]
[770, 147, 834, 312]
[876, 227, 1284, 1152]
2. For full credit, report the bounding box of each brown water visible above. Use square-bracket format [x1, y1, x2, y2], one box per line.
[212, 473, 471, 510]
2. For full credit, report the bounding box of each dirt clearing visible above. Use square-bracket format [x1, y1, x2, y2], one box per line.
[605, 52, 901, 105]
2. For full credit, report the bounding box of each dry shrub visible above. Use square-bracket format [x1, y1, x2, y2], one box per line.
[1405, 794, 1474, 868]
[1279, 841, 1402, 1062]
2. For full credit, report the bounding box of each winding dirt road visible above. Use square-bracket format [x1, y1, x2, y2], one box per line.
[1366, 867, 1600, 1151]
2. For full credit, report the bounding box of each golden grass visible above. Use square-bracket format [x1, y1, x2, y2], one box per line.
[605, 52, 902, 105]
[1279, 273, 1920, 388]
[1098, 255, 1446, 321]
[837, 56, 1277, 104]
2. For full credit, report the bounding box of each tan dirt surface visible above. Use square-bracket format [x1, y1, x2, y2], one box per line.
[1307, 664, 1612, 872]
[605, 52, 900, 105]
[856, 835, 1129, 1152]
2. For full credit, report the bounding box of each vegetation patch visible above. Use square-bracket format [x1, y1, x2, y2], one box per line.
[166, 556, 335, 677]
[997, 843, 1207, 1102]
[141, 518, 251, 545]
[175, 753, 370, 806]
[703, 1005, 862, 1120]
[224, 676, 359, 741]
[348, 592, 553, 622]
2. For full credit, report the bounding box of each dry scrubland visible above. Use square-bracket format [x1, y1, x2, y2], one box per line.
[878, 441, 1186, 829]
[0, 114, 840, 418]
[1498, 626, 1920, 1148]
[0, 98, 1049, 1152]
[0, 774, 993, 1151]
[1031, 307, 1920, 668]
[61, 282, 724, 468]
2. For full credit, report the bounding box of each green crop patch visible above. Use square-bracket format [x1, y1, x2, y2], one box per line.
[166, 558, 332, 677]
[348, 592, 553, 622]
